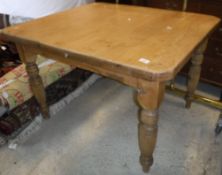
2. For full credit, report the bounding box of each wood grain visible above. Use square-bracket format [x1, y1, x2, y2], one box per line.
[0, 3, 220, 173]
[185, 40, 208, 108]
[136, 80, 165, 172]
[17, 44, 50, 119]
[1, 3, 220, 81]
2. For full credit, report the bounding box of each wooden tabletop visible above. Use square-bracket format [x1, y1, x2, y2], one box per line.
[1, 3, 220, 81]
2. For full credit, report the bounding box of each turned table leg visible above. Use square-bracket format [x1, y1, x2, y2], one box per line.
[136, 81, 165, 173]
[185, 40, 208, 108]
[17, 45, 50, 119]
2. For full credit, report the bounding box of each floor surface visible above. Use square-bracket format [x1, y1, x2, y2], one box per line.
[0, 78, 221, 175]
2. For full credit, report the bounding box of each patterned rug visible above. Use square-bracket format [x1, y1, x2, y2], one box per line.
[0, 14, 97, 147]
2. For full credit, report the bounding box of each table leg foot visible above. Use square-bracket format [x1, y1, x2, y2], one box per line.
[185, 99, 192, 108]
[140, 155, 153, 172]
[136, 81, 165, 173]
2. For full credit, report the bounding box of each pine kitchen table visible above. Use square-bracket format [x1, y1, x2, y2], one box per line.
[0, 3, 220, 173]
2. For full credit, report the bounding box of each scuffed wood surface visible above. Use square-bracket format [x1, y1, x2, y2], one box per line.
[1, 3, 220, 81]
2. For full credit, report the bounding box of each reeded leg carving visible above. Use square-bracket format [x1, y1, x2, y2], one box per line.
[17, 44, 49, 119]
[136, 81, 165, 173]
[185, 40, 208, 108]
